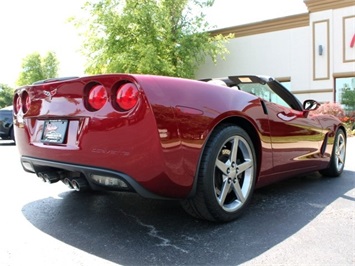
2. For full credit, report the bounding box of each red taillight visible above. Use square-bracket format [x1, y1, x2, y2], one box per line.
[115, 83, 139, 111]
[88, 84, 108, 111]
[22, 92, 31, 113]
[14, 92, 31, 114]
[15, 95, 21, 114]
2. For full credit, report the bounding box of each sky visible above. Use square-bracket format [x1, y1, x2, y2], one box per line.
[0, 0, 308, 87]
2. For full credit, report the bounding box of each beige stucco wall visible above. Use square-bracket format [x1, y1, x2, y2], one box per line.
[196, 1, 355, 103]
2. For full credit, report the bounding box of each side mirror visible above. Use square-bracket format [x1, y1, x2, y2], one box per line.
[303, 99, 320, 111]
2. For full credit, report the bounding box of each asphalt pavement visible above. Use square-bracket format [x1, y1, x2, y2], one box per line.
[0, 137, 354, 266]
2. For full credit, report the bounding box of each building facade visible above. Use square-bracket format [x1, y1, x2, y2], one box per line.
[196, 0, 355, 107]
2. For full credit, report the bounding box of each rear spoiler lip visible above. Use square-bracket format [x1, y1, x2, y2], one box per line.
[32, 76, 80, 85]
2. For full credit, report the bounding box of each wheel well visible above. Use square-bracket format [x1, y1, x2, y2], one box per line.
[339, 125, 347, 139]
[189, 116, 262, 198]
[215, 117, 262, 178]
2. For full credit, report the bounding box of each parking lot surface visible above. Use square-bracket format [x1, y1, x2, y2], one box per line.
[0, 138, 354, 265]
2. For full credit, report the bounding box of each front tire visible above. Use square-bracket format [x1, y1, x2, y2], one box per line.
[320, 129, 346, 177]
[181, 125, 257, 222]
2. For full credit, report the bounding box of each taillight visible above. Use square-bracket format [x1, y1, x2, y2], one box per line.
[14, 94, 21, 114]
[22, 92, 31, 113]
[115, 83, 139, 111]
[13, 92, 31, 114]
[88, 84, 108, 111]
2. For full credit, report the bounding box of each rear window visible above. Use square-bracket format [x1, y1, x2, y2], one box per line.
[0, 110, 12, 117]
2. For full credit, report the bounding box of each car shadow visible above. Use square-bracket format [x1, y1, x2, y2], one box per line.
[21, 169, 355, 265]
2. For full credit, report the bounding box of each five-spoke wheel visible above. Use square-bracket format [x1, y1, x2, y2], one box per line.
[181, 124, 256, 222]
[320, 129, 346, 177]
[214, 134, 254, 213]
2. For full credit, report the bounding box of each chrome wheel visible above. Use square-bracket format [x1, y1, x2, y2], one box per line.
[181, 125, 257, 222]
[214, 136, 254, 212]
[334, 132, 346, 172]
[320, 129, 346, 177]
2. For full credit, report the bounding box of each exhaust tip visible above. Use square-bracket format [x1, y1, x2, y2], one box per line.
[37, 172, 59, 184]
[63, 178, 74, 189]
[62, 178, 89, 191]
[37, 172, 46, 183]
[71, 179, 88, 191]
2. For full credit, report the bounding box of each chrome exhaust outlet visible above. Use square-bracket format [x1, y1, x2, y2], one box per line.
[71, 179, 88, 191]
[37, 172, 60, 184]
[63, 178, 74, 189]
[37, 172, 46, 182]
[62, 178, 88, 191]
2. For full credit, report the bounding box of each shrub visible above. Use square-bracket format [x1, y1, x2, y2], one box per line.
[314, 102, 354, 136]
[313, 102, 345, 117]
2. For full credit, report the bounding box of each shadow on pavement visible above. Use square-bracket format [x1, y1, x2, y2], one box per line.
[22, 169, 355, 265]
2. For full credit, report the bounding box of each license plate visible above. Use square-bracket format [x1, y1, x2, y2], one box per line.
[41, 120, 68, 144]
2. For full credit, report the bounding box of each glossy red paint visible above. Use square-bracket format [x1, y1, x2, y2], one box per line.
[14, 74, 345, 199]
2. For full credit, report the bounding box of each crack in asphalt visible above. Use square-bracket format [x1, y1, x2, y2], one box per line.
[120, 210, 189, 253]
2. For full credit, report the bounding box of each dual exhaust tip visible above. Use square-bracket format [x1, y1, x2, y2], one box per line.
[37, 172, 88, 191]
[63, 178, 88, 191]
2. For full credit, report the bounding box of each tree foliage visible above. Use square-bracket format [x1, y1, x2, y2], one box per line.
[341, 84, 355, 112]
[17, 52, 59, 86]
[0, 84, 14, 108]
[75, 0, 233, 78]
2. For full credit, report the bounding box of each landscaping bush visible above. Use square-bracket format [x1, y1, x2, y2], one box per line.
[313, 102, 354, 136]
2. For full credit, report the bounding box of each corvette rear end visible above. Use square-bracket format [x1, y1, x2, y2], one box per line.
[14, 74, 201, 199]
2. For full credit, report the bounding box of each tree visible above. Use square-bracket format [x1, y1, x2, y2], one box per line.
[341, 83, 355, 113]
[17, 52, 59, 86]
[74, 0, 233, 78]
[0, 84, 14, 108]
[42, 52, 59, 80]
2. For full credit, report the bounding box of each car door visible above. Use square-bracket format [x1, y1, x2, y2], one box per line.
[262, 100, 325, 176]
[237, 78, 326, 178]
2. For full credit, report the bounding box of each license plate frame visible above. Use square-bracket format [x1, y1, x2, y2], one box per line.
[41, 120, 68, 144]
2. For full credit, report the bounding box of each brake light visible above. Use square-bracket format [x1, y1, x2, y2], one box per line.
[14, 95, 21, 114]
[13, 92, 32, 114]
[22, 92, 31, 113]
[115, 83, 139, 111]
[88, 84, 107, 111]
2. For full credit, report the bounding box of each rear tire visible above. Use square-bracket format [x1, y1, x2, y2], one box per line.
[181, 124, 257, 222]
[319, 129, 346, 177]
[10, 127, 15, 143]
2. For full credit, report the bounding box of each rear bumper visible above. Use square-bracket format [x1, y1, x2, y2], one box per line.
[21, 156, 170, 200]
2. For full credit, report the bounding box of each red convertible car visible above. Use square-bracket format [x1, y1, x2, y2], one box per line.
[13, 74, 346, 222]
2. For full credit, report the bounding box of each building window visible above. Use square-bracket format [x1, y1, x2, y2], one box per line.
[335, 77, 355, 114]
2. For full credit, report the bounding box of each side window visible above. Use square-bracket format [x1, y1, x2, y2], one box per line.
[238, 83, 290, 108]
[269, 92, 289, 107]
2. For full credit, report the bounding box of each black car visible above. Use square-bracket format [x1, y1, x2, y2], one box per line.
[0, 106, 15, 142]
